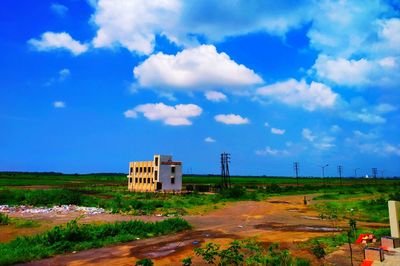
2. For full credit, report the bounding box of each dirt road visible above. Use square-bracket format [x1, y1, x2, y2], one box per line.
[14, 194, 387, 266]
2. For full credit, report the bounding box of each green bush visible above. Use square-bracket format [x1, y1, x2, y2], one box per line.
[0, 213, 10, 225]
[0, 218, 191, 265]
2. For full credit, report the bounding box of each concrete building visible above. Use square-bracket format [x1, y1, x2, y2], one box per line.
[127, 155, 182, 192]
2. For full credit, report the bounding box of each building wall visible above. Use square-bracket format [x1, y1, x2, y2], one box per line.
[127, 154, 182, 192]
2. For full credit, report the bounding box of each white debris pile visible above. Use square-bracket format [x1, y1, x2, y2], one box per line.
[0, 205, 107, 215]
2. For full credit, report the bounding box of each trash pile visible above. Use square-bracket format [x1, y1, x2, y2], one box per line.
[0, 205, 107, 215]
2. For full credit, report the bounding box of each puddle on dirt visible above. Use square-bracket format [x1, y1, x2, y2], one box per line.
[268, 201, 291, 204]
[131, 230, 237, 259]
[254, 222, 342, 232]
[301, 216, 321, 220]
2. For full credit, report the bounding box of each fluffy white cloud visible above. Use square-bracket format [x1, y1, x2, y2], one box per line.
[385, 144, 400, 156]
[343, 110, 386, 124]
[314, 55, 400, 87]
[256, 79, 338, 111]
[205, 91, 227, 102]
[92, 0, 181, 54]
[302, 128, 315, 142]
[59, 68, 70, 80]
[90, 0, 312, 54]
[53, 101, 66, 108]
[256, 146, 288, 156]
[204, 137, 216, 143]
[50, 3, 68, 17]
[29, 32, 88, 55]
[133, 45, 262, 91]
[214, 114, 249, 125]
[123, 110, 137, 118]
[271, 127, 285, 135]
[374, 103, 397, 114]
[125, 103, 202, 126]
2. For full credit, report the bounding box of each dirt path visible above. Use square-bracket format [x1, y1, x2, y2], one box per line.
[15, 194, 388, 266]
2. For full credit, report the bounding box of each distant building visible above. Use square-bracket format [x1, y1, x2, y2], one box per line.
[127, 155, 182, 192]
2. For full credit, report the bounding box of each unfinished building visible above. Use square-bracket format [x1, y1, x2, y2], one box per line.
[127, 155, 182, 192]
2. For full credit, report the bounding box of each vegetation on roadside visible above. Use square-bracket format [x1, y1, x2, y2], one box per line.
[299, 227, 390, 258]
[0, 217, 191, 265]
[192, 240, 309, 265]
[0, 213, 10, 225]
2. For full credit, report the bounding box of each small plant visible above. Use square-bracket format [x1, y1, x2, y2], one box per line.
[182, 256, 192, 266]
[311, 240, 326, 259]
[135, 258, 153, 266]
[0, 213, 10, 225]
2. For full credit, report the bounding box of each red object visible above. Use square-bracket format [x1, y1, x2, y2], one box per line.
[356, 233, 373, 244]
[361, 260, 373, 266]
[380, 246, 389, 251]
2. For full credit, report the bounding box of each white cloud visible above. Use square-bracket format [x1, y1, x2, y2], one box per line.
[330, 125, 341, 133]
[50, 3, 68, 17]
[385, 144, 400, 156]
[133, 45, 262, 91]
[29, 32, 88, 55]
[125, 102, 202, 126]
[53, 101, 66, 108]
[264, 122, 270, 127]
[90, 0, 312, 54]
[343, 110, 386, 124]
[302, 128, 315, 142]
[256, 146, 288, 156]
[92, 0, 181, 54]
[124, 110, 137, 118]
[314, 55, 373, 86]
[271, 127, 285, 135]
[256, 79, 338, 111]
[374, 103, 397, 114]
[205, 91, 227, 102]
[214, 114, 249, 125]
[204, 137, 216, 143]
[59, 68, 70, 80]
[313, 55, 400, 87]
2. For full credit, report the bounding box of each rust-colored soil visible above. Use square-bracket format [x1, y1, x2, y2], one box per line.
[10, 194, 388, 266]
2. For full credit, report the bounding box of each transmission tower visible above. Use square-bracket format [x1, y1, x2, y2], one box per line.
[293, 162, 299, 186]
[372, 168, 378, 181]
[337, 165, 343, 186]
[220, 153, 231, 189]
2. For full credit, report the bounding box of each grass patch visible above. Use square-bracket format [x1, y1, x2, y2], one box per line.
[0, 217, 191, 265]
[299, 227, 391, 256]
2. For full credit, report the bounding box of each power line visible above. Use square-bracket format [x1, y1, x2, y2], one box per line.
[293, 162, 299, 186]
[337, 165, 343, 186]
[372, 167, 378, 181]
[220, 153, 231, 189]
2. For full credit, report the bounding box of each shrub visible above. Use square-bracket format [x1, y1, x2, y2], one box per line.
[311, 241, 326, 259]
[135, 258, 153, 266]
[0, 213, 10, 225]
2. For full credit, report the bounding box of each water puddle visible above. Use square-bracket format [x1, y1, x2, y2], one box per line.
[254, 222, 342, 232]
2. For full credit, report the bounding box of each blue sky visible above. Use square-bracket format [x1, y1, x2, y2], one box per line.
[1, 0, 399, 177]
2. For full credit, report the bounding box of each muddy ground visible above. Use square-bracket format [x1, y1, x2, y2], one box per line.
[2, 194, 387, 266]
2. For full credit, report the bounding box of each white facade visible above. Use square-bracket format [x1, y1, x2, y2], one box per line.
[127, 155, 182, 192]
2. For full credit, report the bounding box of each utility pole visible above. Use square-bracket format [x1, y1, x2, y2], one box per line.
[220, 153, 231, 189]
[372, 168, 378, 182]
[337, 165, 343, 186]
[293, 162, 299, 186]
[380, 170, 385, 178]
[319, 164, 329, 187]
[354, 168, 360, 178]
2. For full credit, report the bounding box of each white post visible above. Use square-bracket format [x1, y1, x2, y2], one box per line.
[388, 200, 400, 238]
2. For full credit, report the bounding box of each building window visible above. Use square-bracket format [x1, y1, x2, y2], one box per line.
[171, 178, 175, 184]
[144, 167, 147, 173]
[135, 178, 138, 183]
[155, 157, 159, 166]
[140, 167, 143, 173]
[130, 167, 133, 174]
[135, 167, 139, 173]
[139, 178, 142, 183]
[154, 170, 158, 180]
[148, 178, 151, 183]
[148, 167, 151, 172]
[129, 178, 132, 183]
[171, 166, 175, 174]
